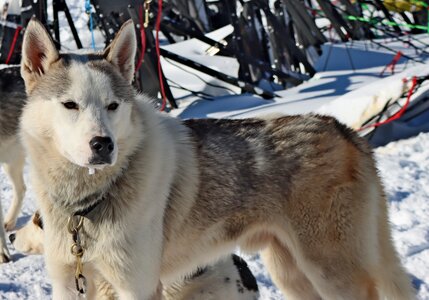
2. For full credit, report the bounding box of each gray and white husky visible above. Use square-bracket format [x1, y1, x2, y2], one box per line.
[0, 66, 26, 262]
[20, 18, 414, 300]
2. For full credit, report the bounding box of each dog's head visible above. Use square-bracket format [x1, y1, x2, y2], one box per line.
[20, 19, 137, 168]
[9, 211, 44, 255]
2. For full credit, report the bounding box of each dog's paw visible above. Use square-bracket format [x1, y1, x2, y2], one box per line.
[0, 249, 11, 263]
[4, 220, 17, 232]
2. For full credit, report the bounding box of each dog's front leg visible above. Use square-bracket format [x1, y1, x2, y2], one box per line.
[97, 243, 161, 300]
[98, 222, 164, 300]
[46, 251, 100, 300]
[114, 280, 163, 300]
[0, 205, 11, 262]
[46, 259, 80, 300]
[3, 154, 25, 231]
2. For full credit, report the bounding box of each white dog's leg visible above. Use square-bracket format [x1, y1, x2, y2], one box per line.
[0, 200, 11, 263]
[47, 254, 101, 300]
[114, 282, 162, 300]
[99, 254, 162, 300]
[3, 155, 26, 231]
[46, 257, 83, 300]
[50, 274, 77, 299]
[51, 282, 77, 300]
[98, 218, 164, 300]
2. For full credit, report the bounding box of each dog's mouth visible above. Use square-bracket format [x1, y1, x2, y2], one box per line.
[87, 151, 116, 167]
[89, 158, 112, 166]
[84, 163, 108, 175]
[84, 159, 117, 175]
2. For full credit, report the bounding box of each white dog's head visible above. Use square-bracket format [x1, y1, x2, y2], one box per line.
[9, 212, 44, 255]
[20, 19, 138, 168]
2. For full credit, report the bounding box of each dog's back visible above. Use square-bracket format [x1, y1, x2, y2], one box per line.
[165, 114, 375, 237]
[162, 115, 414, 300]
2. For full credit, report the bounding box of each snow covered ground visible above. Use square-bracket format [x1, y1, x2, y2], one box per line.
[0, 1, 429, 299]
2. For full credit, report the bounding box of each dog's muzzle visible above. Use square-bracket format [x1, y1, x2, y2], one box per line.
[89, 136, 114, 165]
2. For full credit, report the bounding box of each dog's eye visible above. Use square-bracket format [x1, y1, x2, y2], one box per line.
[63, 101, 79, 110]
[107, 103, 119, 111]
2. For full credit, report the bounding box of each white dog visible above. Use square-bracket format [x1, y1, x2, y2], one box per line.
[0, 66, 27, 262]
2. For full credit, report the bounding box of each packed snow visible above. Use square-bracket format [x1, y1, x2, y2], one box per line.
[1, 0, 429, 299]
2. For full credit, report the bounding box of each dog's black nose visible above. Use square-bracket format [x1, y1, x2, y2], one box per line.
[9, 233, 15, 244]
[89, 136, 114, 164]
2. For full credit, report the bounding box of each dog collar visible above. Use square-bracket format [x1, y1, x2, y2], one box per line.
[73, 194, 105, 218]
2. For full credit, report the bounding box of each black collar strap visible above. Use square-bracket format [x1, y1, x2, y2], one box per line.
[73, 195, 105, 218]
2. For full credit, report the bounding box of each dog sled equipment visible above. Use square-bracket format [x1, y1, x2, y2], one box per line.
[358, 75, 429, 146]
[3, 0, 429, 114]
[89, 0, 325, 110]
[0, 0, 23, 64]
[0, 0, 83, 65]
[383, 0, 427, 12]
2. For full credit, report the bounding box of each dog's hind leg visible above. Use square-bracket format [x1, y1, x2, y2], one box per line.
[261, 238, 321, 300]
[374, 197, 415, 300]
[272, 185, 385, 300]
[307, 180, 414, 300]
[272, 232, 380, 300]
[3, 154, 25, 231]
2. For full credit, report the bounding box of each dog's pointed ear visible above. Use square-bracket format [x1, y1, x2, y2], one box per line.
[21, 18, 60, 93]
[103, 20, 136, 84]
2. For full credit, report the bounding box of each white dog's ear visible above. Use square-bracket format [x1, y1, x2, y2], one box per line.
[21, 18, 60, 93]
[103, 19, 137, 84]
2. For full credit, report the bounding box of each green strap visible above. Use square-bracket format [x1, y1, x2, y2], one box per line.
[409, 0, 428, 7]
[347, 15, 429, 30]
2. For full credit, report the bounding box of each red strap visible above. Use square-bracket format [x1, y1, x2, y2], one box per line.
[155, 0, 167, 111]
[328, 24, 333, 42]
[380, 51, 403, 76]
[358, 76, 418, 131]
[135, 5, 147, 73]
[5, 25, 22, 64]
[134, 1, 167, 111]
[305, 5, 318, 17]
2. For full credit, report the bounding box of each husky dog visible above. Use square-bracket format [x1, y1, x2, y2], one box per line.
[9, 211, 44, 255]
[19, 18, 415, 300]
[0, 66, 26, 262]
[10, 211, 259, 300]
